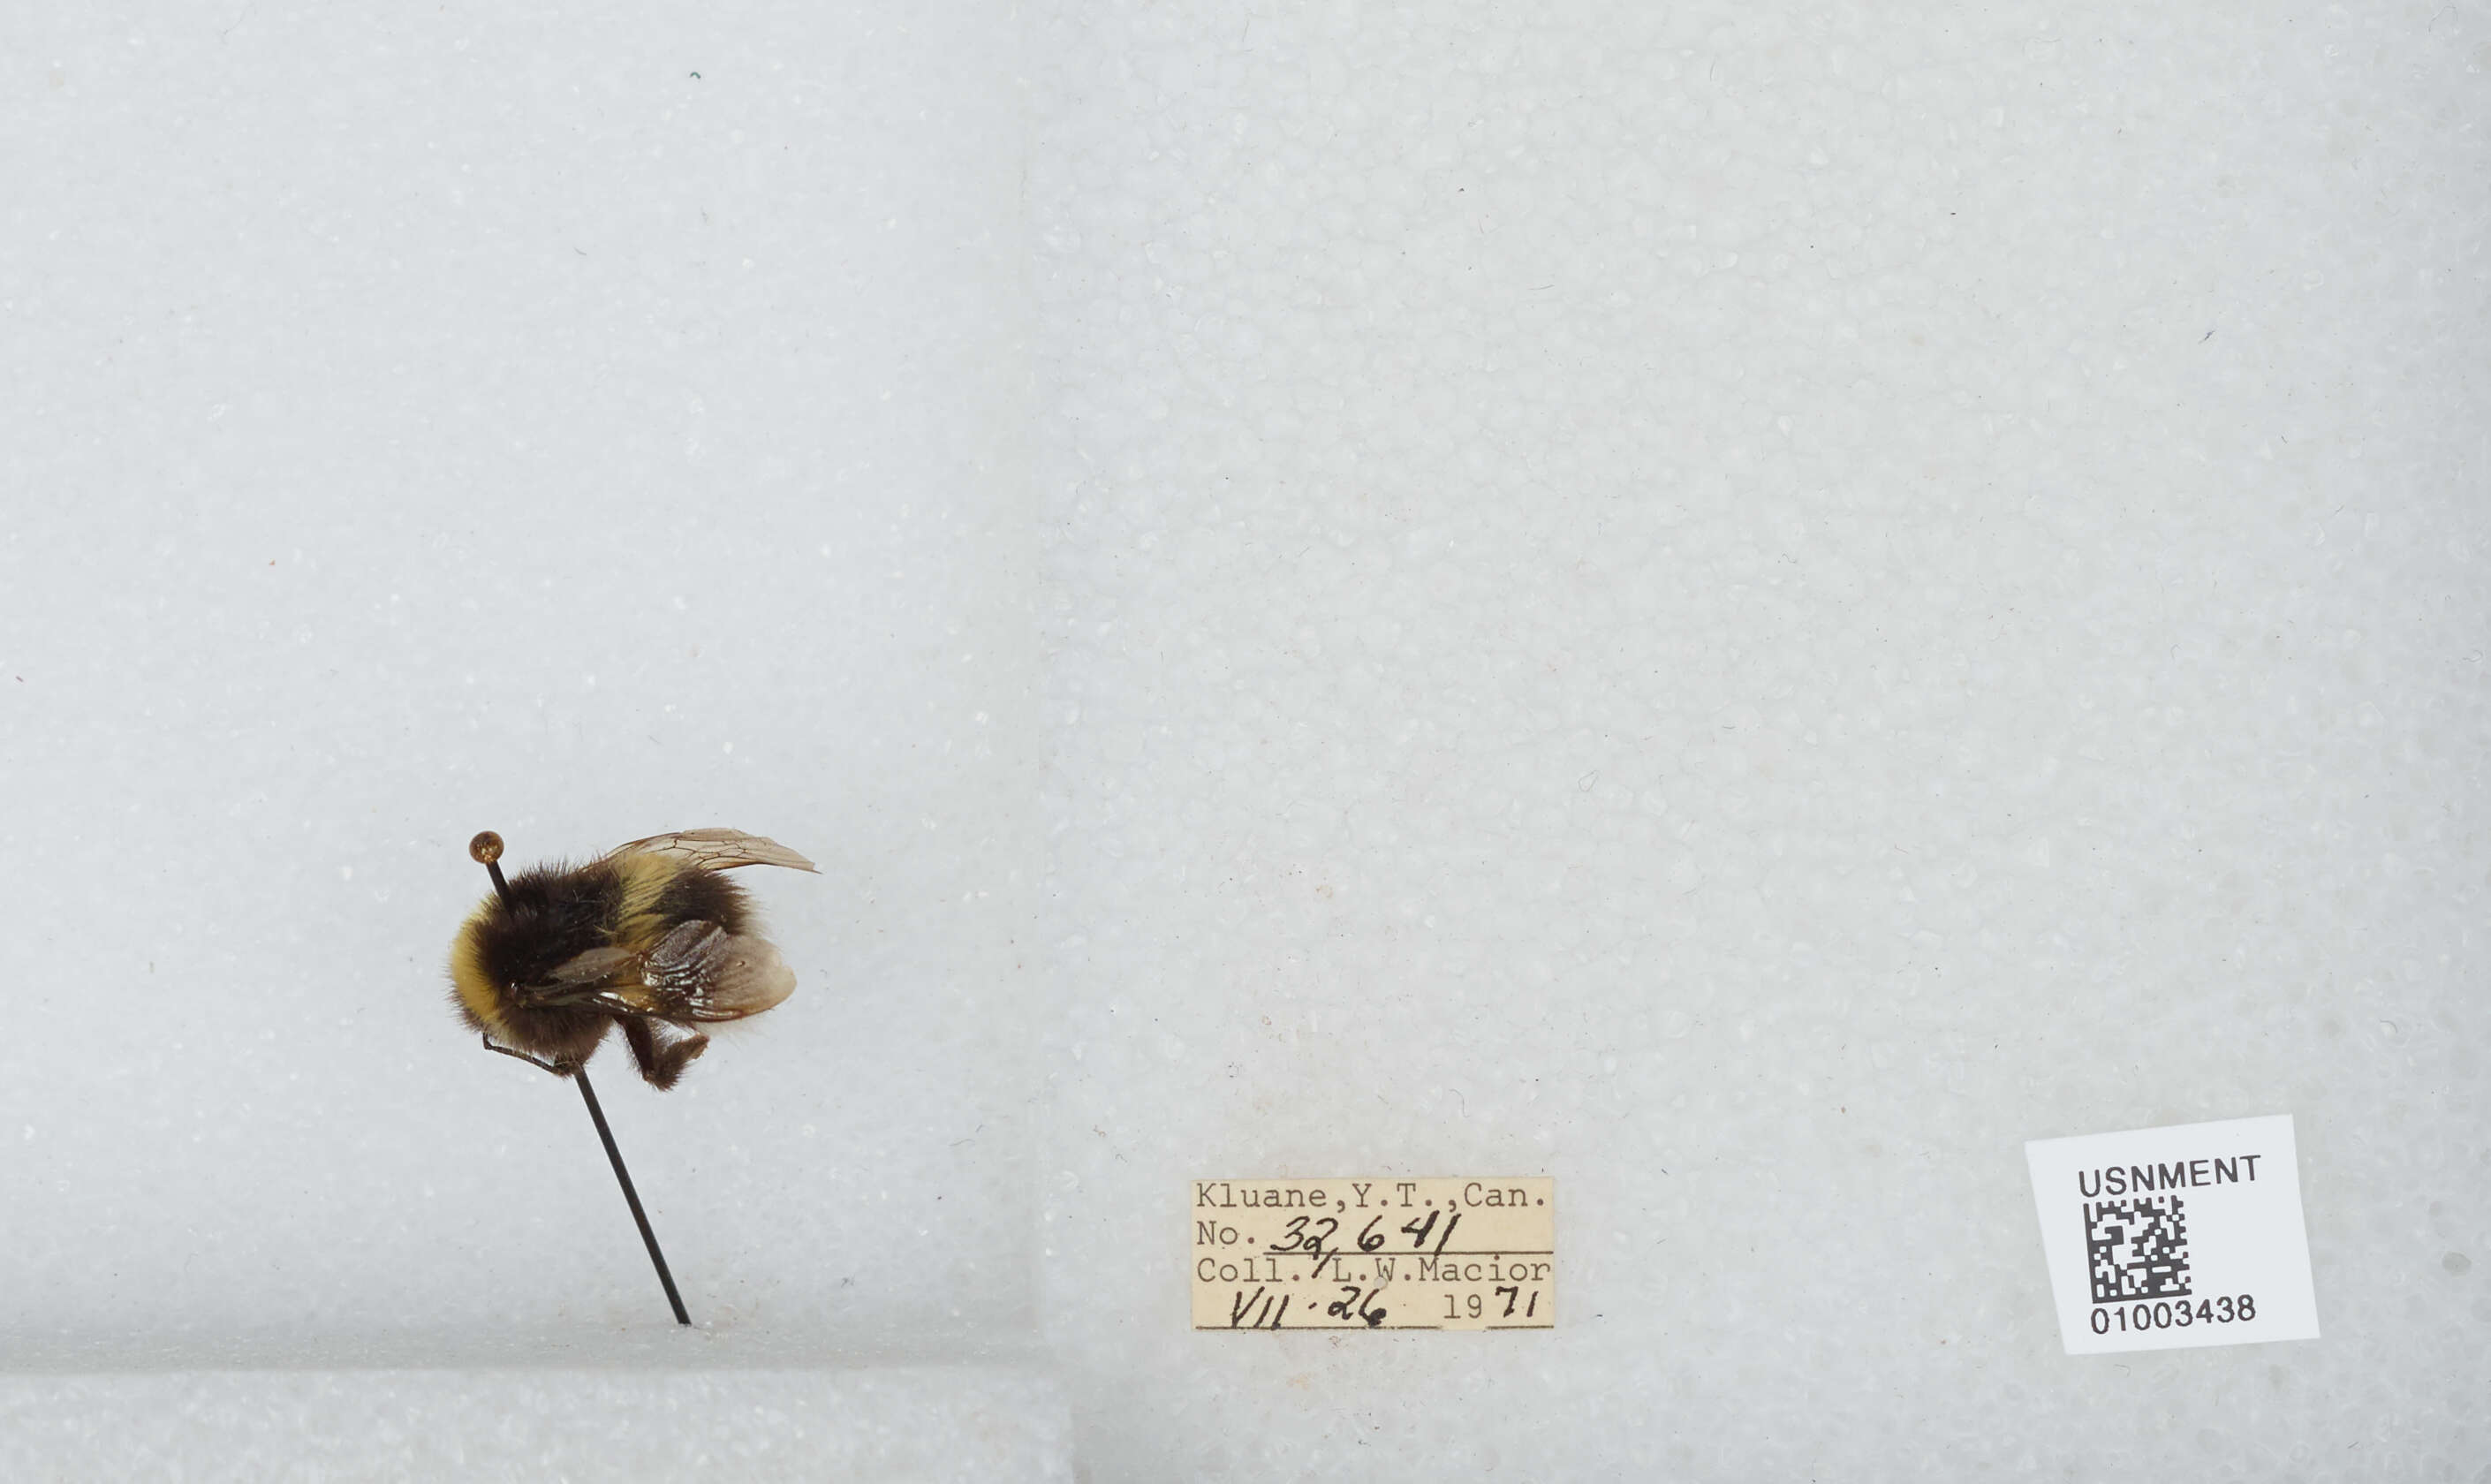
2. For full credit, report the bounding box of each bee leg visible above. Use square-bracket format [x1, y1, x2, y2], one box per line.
[658, 1034, 709, 1087]
[617, 1017, 662, 1085]
[618, 1016, 708, 1090]
[480, 1034, 579, 1078]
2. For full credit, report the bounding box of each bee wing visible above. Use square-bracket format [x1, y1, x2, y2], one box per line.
[583, 920, 797, 1023]
[541, 946, 641, 989]
[604, 828, 819, 874]
[508, 945, 644, 1009]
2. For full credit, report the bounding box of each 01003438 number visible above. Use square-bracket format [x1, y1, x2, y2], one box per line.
[2090, 1293, 2256, 1334]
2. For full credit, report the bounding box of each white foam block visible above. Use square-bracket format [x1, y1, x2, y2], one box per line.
[2, 0, 1034, 1378]
[1029, 1, 2487, 1476]
[0, 1367, 1071, 1483]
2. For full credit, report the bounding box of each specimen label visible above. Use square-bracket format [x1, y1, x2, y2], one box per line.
[1190, 1177, 1555, 1331]
[2025, 1114, 2320, 1354]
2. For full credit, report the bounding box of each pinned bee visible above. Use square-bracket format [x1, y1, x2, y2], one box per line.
[451, 828, 818, 1088]
[449, 827, 818, 1326]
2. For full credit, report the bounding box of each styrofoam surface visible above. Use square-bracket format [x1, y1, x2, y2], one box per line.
[6, 0, 2487, 1479]
[1027, 2, 2489, 1478]
[0, 1367, 1071, 1483]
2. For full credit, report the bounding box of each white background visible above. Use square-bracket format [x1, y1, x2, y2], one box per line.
[6, 1, 2488, 1479]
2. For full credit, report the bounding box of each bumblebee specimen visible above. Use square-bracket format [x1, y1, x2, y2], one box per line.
[450, 829, 817, 1088]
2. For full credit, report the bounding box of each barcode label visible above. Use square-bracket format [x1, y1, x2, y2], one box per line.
[2025, 1115, 2319, 1354]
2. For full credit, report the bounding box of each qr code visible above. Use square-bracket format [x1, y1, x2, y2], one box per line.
[2085, 1197, 2191, 1304]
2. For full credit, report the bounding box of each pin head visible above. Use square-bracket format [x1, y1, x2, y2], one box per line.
[469, 831, 504, 866]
